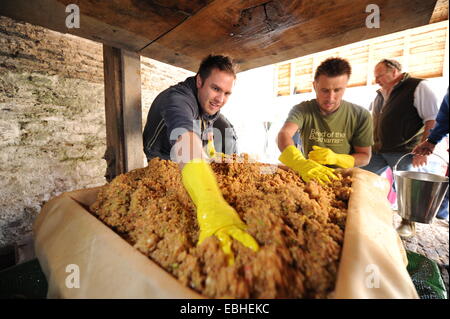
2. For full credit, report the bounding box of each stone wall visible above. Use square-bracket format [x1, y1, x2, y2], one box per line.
[0, 15, 193, 248]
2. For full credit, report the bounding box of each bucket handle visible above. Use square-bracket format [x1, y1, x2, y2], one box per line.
[393, 152, 449, 174]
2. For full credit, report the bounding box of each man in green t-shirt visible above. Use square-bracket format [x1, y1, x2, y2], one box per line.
[277, 57, 373, 184]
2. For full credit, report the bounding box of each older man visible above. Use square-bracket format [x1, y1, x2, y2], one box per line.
[362, 59, 439, 237]
[277, 57, 373, 184]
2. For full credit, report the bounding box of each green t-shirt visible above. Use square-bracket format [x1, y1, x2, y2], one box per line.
[286, 99, 373, 157]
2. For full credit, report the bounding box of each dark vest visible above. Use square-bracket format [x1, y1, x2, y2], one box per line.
[372, 75, 424, 153]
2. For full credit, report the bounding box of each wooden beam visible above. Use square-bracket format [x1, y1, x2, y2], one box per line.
[0, 0, 150, 52]
[0, 0, 438, 72]
[141, 0, 438, 72]
[103, 45, 143, 180]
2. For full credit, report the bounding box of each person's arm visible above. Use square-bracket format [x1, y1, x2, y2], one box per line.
[277, 122, 298, 152]
[412, 140, 436, 156]
[174, 131, 208, 169]
[427, 92, 449, 145]
[413, 92, 449, 156]
[351, 146, 372, 167]
[412, 119, 435, 167]
[412, 81, 439, 167]
[421, 120, 436, 142]
[351, 109, 374, 167]
[174, 130, 259, 265]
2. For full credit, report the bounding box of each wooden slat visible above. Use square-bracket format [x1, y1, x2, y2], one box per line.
[409, 54, 446, 65]
[348, 64, 368, 86]
[277, 19, 448, 94]
[410, 42, 446, 54]
[293, 58, 313, 93]
[277, 63, 291, 96]
[411, 27, 447, 39]
[410, 70, 443, 78]
[408, 24, 446, 78]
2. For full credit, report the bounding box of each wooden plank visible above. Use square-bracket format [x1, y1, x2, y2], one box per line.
[294, 57, 313, 93]
[288, 17, 447, 88]
[0, 0, 212, 52]
[140, 0, 438, 71]
[1, 0, 438, 72]
[103, 45, 143, 180]
[103, 45, 125, 180]
[276, 63, 290, 96]
[56, 0, 210, 41]
[444, 23, 449, 79]
[0, 0, 147, 51]
[430, 0, 449, 23]
[121, 50, 143, 172]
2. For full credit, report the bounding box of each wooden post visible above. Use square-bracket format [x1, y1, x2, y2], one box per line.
[103, 45, 143, 180]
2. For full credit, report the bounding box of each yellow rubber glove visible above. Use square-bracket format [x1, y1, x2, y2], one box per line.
[206, 139, 217, 158]
[207, 138, 232, 162]
[308, 146, 355, 168]
[279, 145, 338, 185]
[181, 160, 259, 265]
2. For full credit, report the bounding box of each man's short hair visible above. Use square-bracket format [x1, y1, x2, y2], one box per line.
[197, 55, 237, 81]
[314, 57, 352, 80]
[378, 59, 402, 71]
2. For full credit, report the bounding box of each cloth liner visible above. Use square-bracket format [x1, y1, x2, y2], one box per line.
[33, 167, 418, 298]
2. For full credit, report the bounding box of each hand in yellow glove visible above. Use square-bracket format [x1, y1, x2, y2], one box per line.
[308, 146, 355, 168]
[207, 138, 232, 162]
[206, 138, 217, 158]
[182, 160, 259, 265]
[279, 145, 338, 185]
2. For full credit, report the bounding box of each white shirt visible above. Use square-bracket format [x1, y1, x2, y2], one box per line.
[413, 80, 439, 123]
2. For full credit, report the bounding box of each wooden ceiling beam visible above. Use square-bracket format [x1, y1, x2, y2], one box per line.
[141, 0, 438, 71]
[0, 0, 213, 52]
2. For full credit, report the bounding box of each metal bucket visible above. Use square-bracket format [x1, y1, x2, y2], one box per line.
[393, 153, 449, 224]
